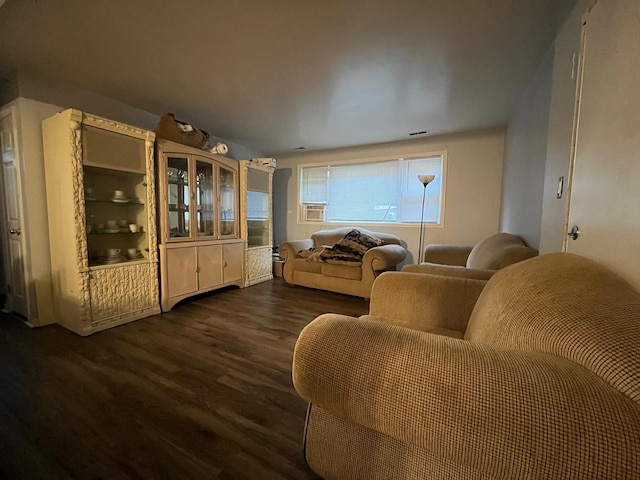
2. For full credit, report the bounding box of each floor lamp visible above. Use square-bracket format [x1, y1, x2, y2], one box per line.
[417, 174, 436, 264]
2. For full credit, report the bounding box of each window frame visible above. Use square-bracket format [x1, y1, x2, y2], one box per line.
[297, 150, 447, 227]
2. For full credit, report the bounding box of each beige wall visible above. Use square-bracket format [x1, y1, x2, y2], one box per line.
[500, 47, 554, 250]
[502, 0, 592, 253]
[13, 70, 264, 160]
[275, 127, 505, 266]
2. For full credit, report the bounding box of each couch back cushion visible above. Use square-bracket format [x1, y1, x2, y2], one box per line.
[466, 233, 537, 270]
[465, 253, 640, 402]
[311, 227, 401, 247]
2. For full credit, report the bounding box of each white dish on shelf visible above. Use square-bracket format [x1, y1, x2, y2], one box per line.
[111, 197, 130, 203]
[96, 256, 125, 265]
[102, 228, 121, 234]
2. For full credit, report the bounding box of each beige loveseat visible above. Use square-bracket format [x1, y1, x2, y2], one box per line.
[403, 232, 537, 280]
[293, 253, 640, 478]
[279, 227, 406, 298]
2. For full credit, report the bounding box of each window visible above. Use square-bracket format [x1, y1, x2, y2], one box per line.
[299, 153, 444, 224]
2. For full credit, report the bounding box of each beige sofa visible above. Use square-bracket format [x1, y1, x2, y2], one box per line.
[279, 227, 406, 298]
[403, 232, 537, 280]
[293, 253, 640, 478]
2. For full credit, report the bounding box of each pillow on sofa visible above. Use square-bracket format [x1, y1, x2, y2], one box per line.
[334, 229, 383, 256]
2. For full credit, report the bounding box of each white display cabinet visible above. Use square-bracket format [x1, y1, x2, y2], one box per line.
[156, 139, 244, 311]
[42, 108, 160, 335]
[239, 160, 275, 286]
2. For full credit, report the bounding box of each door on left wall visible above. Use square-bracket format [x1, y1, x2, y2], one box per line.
[0, 110, 28, 317]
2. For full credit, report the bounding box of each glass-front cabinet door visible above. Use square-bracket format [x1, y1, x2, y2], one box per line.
[195, 159, 215, 237]
[219, 165, 237, 237]
[167, 156, 190, 239]
[161, 151, 238, 242]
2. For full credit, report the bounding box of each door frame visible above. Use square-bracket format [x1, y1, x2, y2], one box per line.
[0, 104, 29, 317]
[562, 9, 592, 252]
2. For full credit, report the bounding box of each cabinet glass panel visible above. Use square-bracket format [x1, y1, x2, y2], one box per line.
[83, 165, 148, 266]
[196, 160, 214, 237]
[82, 125, 145, 173]
[167, 156, 190, 238]
[219, 166, 236, 236]
[246, 169, 270, 248]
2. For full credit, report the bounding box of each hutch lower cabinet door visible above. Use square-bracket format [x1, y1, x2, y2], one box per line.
[159, 240, 244, 312]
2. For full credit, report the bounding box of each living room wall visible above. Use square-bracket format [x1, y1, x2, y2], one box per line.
[275, 127, 505, 265]
[8, 70, 263, 160]
[501, 0, 591, 253]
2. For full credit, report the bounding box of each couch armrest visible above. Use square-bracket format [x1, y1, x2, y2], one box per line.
[293, 315, 640, 479]
[402, 262, 496, 281]
[423, 244, 473, 265]
[280, 239, 315, 284]
[369, 271, 486, 332]
[362, 244, 406, 271]
[279, 239, 314, 261]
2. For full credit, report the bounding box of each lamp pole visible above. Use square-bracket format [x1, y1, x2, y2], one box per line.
[417, 174, 436, 264]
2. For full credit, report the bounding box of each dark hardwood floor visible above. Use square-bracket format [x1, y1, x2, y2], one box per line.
[0, 278, 369, 479]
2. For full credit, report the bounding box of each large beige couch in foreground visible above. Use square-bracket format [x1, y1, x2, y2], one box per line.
[279, 227, 406, 298]
[403, 232, 538, 280]
[293, 253, 640, 478]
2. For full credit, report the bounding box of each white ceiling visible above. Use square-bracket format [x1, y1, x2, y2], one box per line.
[0, 0, 576, 157]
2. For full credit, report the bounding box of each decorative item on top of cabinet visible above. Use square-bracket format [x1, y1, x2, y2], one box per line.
[156, 139, 244, 312]
[42, 108, 160, 336]
[239, 160, 275, 286]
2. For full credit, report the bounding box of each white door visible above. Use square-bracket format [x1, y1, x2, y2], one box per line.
[565, 0, 640, 292]
[0, 111, 28, 317]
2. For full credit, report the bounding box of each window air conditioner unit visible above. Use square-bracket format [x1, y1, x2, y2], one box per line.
[304, 204, 325, 222]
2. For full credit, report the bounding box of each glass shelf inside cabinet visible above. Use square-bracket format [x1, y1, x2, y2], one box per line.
[83, 165, 146, 207]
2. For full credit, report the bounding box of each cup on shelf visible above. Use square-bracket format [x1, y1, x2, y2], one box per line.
[127, 248, 138, 258]
[106, 219, 117, 229]
[106, 248, 121, 258]
[117, 219, 127, 228]
[113, 189, 126, 199]
[128, 223, 139, 233]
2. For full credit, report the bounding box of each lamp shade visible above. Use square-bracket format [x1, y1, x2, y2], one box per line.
[418, 174, 436, 186]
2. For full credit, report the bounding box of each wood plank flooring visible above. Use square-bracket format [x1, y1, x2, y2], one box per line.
[0, 278, 369, 479]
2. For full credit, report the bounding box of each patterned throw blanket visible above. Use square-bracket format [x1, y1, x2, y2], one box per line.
[300, 229, 383, 265]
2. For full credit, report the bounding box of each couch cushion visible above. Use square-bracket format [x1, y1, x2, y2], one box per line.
[293, 257, 323, 274]
[466, 233, 537, 270]
[465, 253, 640, 402]
[322, 263, 362, 280]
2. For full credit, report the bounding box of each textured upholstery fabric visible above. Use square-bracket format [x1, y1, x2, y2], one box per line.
[465, 233, 537, 270]
[279, 227, 406, 298]
[404, 233, 537, 281]
[321, 262, 362, 280]
[293, 253, 640, 478]
[465, 253, 640, 402]
[403, 263, 495, 280]
[369, 271, 486, 333]
[423, 244, 474, 266]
